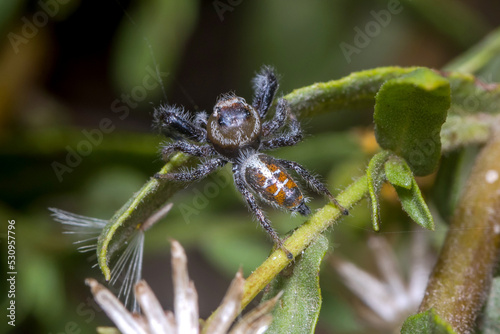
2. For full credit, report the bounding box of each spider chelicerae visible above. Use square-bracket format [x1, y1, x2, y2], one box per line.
[154, 66, 348, 259]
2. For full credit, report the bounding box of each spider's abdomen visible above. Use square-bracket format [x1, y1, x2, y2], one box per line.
[243, 154, 310, 215]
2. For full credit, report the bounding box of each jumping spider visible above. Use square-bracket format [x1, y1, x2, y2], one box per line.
[154, 66, 348, 259]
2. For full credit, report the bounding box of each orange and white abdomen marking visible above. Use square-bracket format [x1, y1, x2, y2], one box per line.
[243, 154, 305, 211]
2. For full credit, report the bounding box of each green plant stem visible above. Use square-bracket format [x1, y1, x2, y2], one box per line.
[419, 126, 500, 333]
[242, 174, 368, 308]
[205, 174, 368, 325]
[284, 67, 418, 117]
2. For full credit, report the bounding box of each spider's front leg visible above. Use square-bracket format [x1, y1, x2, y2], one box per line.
[278, 159, 349, 216]
[232, 165, 294, 260]
[160, 141, 216, 160]
[154, 105, 207, 143]
[261, 112, 304, 150]
[252, 66, 278, 118]
[262, 98, 289, 137]
[155, 158, 226, 182]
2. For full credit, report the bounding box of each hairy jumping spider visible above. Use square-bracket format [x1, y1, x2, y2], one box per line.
[154, 66, 348, 259]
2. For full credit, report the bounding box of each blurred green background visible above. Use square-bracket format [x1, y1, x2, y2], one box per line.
[1, 0, 499, 333]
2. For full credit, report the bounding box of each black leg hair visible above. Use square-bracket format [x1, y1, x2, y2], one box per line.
[277, 159, 349, 215]
[252, 66, 278, 119]
[154, 105, 207, 142]
[262, 98, 288, 137]
[261, 114, 303, 151]
[155, 158, 226, 181]
[232, 165, 293, 260]
[161, 141, 216, 159]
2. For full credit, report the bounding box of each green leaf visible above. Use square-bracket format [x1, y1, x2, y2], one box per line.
[393, 172, 435, 231]
[366, 150, 391, 231]
[97, 153, 190, 280]
[384, 156, 413, 189]
[374, 68, 450, 176]
[383, 155, 434, 230]
[401, 309, 457, 334]
[261, 234, 329, 334]
[482, 277, 500, 334]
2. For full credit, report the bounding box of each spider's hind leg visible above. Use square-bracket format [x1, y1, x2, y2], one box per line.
[278, 159, 349, 216]
[232, 165, 294, 260]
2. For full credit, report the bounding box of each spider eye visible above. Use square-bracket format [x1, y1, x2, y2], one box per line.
[216, 104, 251, 127]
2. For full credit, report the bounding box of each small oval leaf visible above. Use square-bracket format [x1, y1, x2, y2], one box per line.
[393, 176, 435, 231]
[385, 156, 413, 189]
[374, 68, 450, 176]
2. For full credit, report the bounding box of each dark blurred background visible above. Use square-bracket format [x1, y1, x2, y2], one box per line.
[1, 0, 499, 333]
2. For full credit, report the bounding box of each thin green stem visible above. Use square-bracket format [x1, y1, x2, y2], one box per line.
[205, 174, 368, 325]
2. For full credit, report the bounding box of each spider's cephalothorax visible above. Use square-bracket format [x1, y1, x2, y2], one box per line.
[154, 66, 348, 259]
[207, 96, 261, 159]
